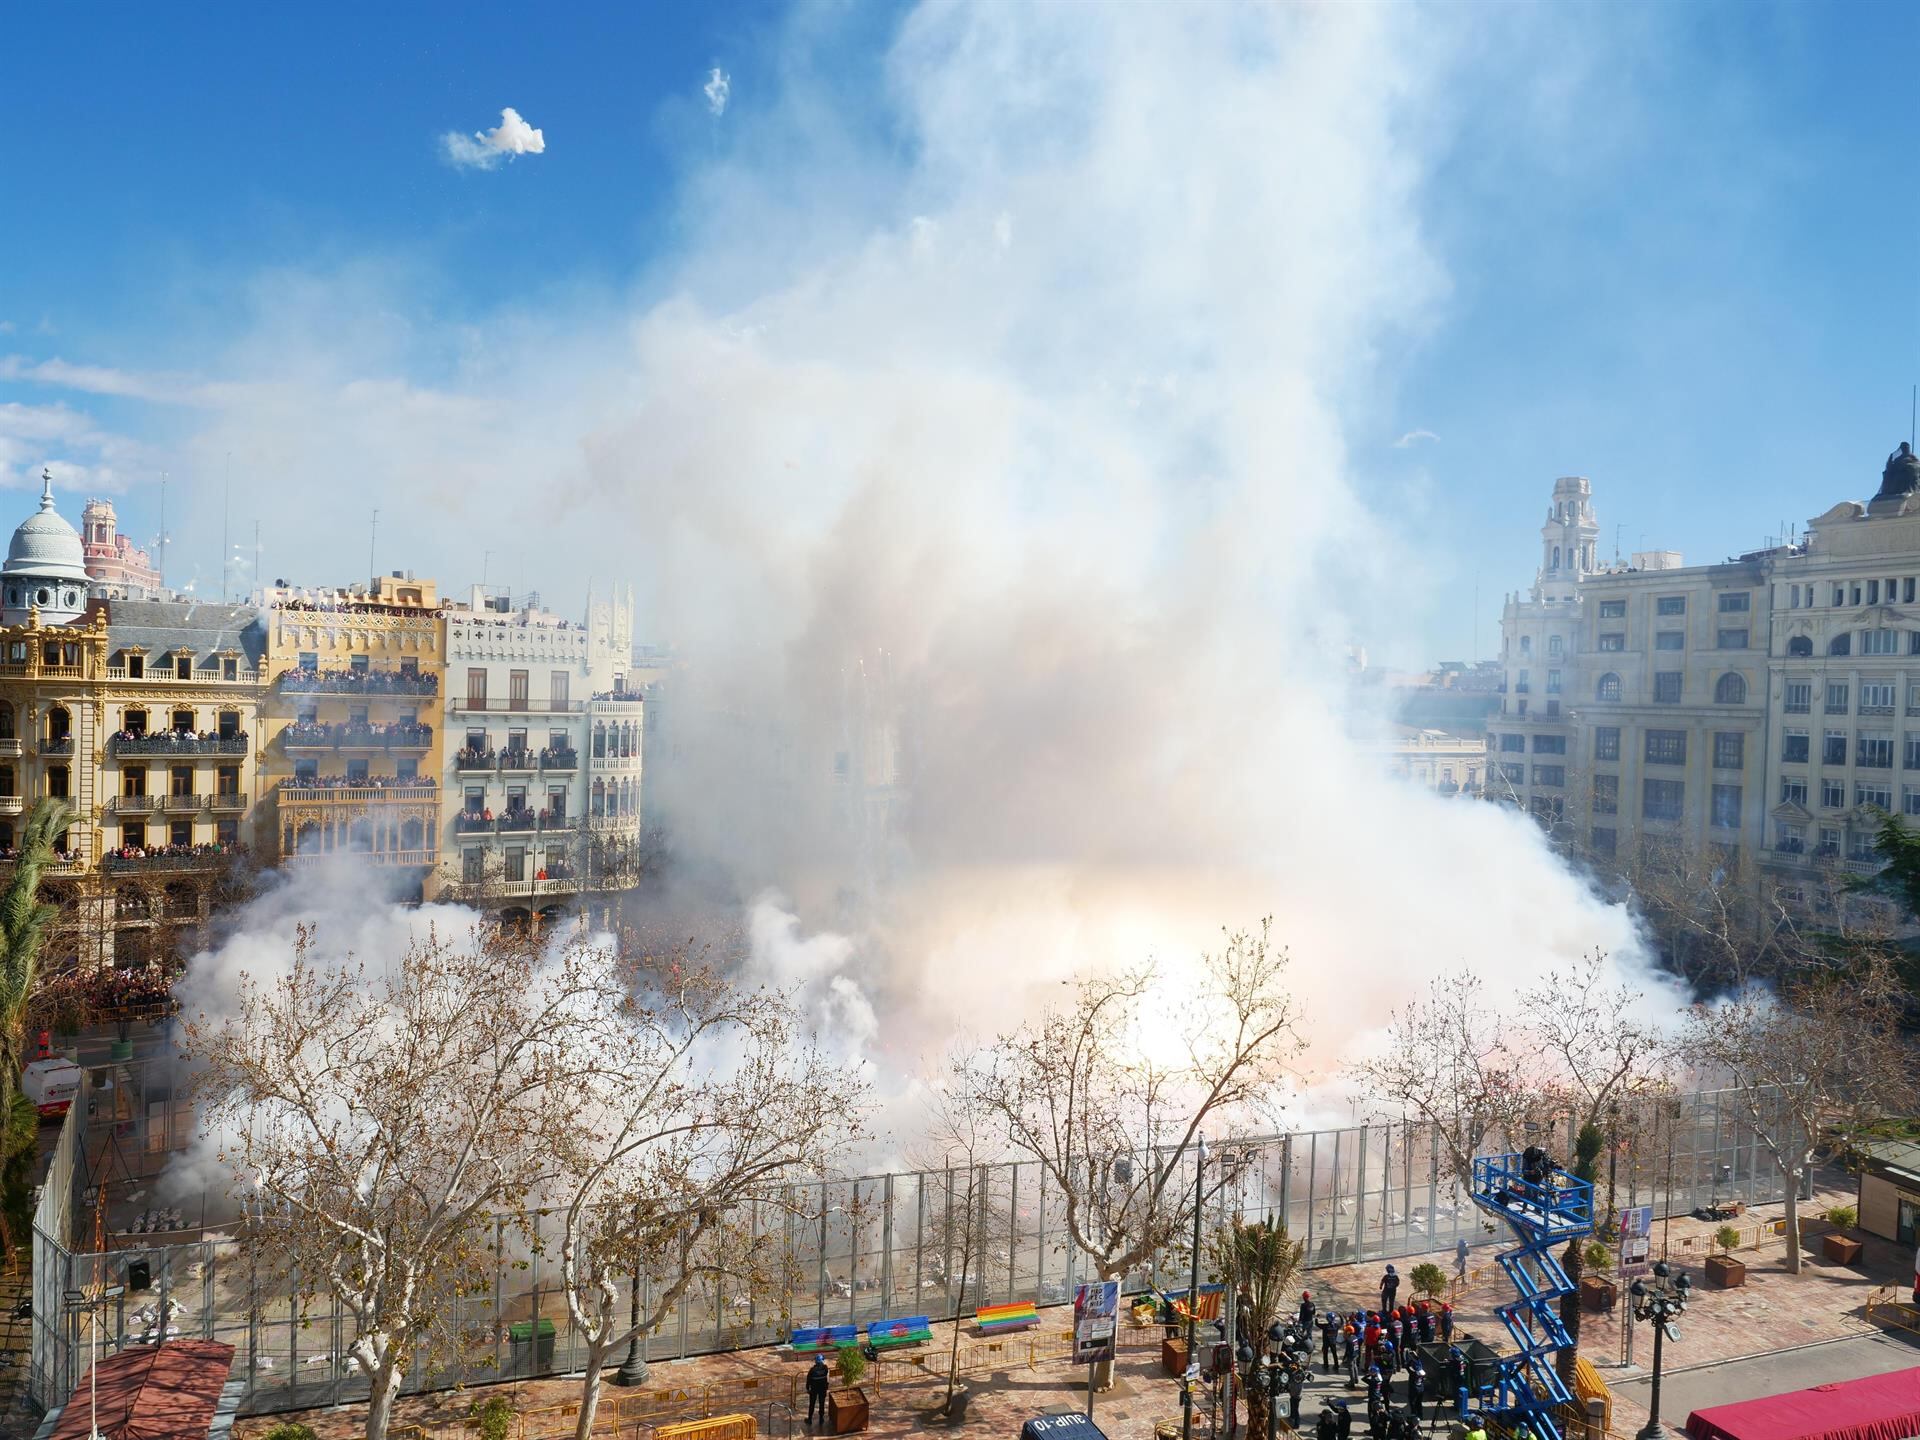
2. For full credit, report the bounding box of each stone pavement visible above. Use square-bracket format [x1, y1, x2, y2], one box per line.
[230, 1177, 1920, 1440]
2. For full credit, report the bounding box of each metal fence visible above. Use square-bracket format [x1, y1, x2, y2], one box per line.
[29, 1059, 1799, 1418]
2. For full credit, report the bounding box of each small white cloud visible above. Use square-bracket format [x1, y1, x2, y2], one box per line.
[704, 68, 731, 118]
[1393, 428, 1439, 448]
[993, 211, 1013, 253]
[440, 106, 546, 172]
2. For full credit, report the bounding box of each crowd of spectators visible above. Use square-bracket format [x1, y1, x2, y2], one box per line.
[283, 774, 436, 792]
[110, 727, 248, 748]
[274, 597, 433, 618]
[0, 845, 79, 863]
[106, 841, 241, 863]
[282, 719, 432, 748]
[277, 666, 439, 695]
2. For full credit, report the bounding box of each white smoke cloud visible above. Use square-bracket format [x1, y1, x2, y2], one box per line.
[441, 106, 546, 171]
[101, 7, 1671, 1128]
[704, 67, 731, 118]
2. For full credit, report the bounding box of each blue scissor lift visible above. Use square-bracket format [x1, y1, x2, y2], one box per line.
[1463, 1152, 1595, 1440]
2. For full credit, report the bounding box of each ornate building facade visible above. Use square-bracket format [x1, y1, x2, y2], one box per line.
[81, 497, 162, 598]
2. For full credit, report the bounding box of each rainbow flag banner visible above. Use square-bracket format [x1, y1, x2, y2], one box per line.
[787, 1324, 859, 1355]
[866, 1315, 934, 1349]
[976, 1302, 1040, 1334]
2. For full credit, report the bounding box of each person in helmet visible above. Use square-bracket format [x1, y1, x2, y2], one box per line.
[1320, 1308, 1340, 1373]
[1298, 1289, 1317, 1334]
[1379, 1264, 1400, 1311]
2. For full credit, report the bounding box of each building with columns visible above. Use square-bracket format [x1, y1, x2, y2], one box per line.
[1491, 442, 1920, 929]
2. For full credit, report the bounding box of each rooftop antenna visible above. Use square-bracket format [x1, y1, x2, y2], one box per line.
[369, 509, 379, 583]
[1614, 523, 1623, 566]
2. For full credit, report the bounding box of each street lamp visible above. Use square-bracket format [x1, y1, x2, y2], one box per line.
[1628, 1260, 1692, 1440]
[614, 1201, 649, 1386]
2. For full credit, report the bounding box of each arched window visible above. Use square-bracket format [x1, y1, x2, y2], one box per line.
[1715, 673, 1747, 705]
[46, 706, 70, 742]
[400, 817, 424, 852]
[1787, 636, 1813, 657]
[164, 884, 196, 919]
[592, 779, 606, 818]
[1596, 673, 1622, 702]
[295, 820, 321, 854]
[592, 722, 606, 759]
[1552, 546, 1561, 570]
[1829, 633, 1852, 656]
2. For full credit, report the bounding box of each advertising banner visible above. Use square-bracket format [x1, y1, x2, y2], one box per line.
[1073, 1281, 1120, 1365]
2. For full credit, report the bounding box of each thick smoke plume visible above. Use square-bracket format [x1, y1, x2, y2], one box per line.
[157, 6, 1674, 1148]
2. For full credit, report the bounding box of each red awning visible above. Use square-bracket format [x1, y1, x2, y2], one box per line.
[1685, 1365, 1920, 1440]
[47, 1340, 237, 1440]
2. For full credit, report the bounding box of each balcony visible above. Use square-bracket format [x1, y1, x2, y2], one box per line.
[450, 698, 583, 715]
[537, 810, 574, 833]
[276, 783, 439, 805]
[496, 809, 538, 834]
[1861, 705, 1896, 717]
[160, 793, 204, 813]
[276, 669, 438, 698]
[40, 738, 72, 757]
[0, 740, 20, 759]
[281, 723, 432, 753]
[539, 749, 578, 772]
[110, 795, 160, 814]
[455, 749, 496, 772]
[210, 791, 246, 812]
[102, 848, 240, 876]
[498, 751, 536, 773]
[106, 665, 260, 685]
[283, 848, 436, 870]
[0, 796, 21, 816]
[454, 813, 495, 835]
[108, 733, 249, 758]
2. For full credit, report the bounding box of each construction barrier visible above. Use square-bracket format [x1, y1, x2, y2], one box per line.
[655, 1414, 757, 1440]
[1866, 1285, 1920, 1340]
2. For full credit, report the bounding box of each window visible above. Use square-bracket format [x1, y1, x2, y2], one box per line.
[1516, 669, 1530, 692]
[505, 846, 527, 883]
[1827, 682, 1850, 714]
[216, 765, 239, 796]
[1533, 734, 1565, 755]
[223, 656, 238, 681]
[464, 849, 485, 883]
[1710, 784, 1742, 829]
[122, 708, 146, 737]
[1824, 730, 1847, 765]
[1598, 632, 1625, 652]
[1818, 826, 1841, 855]
[216, 818, 238, 846]
[1642, 779, 1684, 820]
[463, 787, 484, 816]
[1655, 631, 1685, 650]
[170, 819, 192, 847]
[171, 709, 193, 733]
[509, 669, 529, 711]
[1594, 727, 1620, 762]
[395, 758, 418, 781]
[1910, 631, 1920, 656]
[1500, 734, 1525, 752]
[466, 668, 487, 709]
[1860, 732, 1894, 769]
[1775, 822, 1805, 852]
[1857, 781, 1893, 811]
[1863, 682, 1896, 713]
[1501, 763, 1524, 784]
[122, 820, 144, 849]
[1784, 681, 1811, 714]
[1908, 578, 1917, 604]
[1532, 765, 1565, 787]
[1863, 629, 1902, 655]
[1595, 673, 1622, 702]
[1907, 737, 1920, 771]
[1714, 673, 1747, 705]
[174, 656, 191, 680]
[1656, 596, 1686, 616]
[1905, 788, 1920, 818]
[550, 670, 570, 709]
[1787, 636, 1813, 657]
[1589, 827, 1617, 857]
[1821, 779, 1846, 809]
[1780, 777, 1807, 806]
[1870, 580, 1880, 605]
[127, 654, 143, 679]
[1653, 672, 1682, 704]
[1546, 669, 1561, 694]
[1713, 732, 1744, 769]
[345, 759, 369, 784]
[349, 654, 369, 673]
[1718, 592, 1750, 613]
[218, 710, 239, 738]
[123, 767, 147, 798]
[1716, 629, 1749, 650]
[1520, 637, 1532, 657]
[1548, 636, 1563, 658]
[170, 765, 192, 797]
[298, 650, 318, 670]
[1829, 633, 1852, 656]
[1645, 730, 1686, 764]
[1592, 775, 1618, 815]
[45, 766, 67, 799]
[1599, 600, 1626, 619]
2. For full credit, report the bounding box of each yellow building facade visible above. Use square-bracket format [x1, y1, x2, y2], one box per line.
[256, 573, 446, 896]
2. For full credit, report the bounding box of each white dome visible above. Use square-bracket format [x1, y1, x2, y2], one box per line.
[3, 476, 89, 584]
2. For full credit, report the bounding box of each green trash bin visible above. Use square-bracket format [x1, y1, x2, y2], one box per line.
[508, 1317, 557, 1376]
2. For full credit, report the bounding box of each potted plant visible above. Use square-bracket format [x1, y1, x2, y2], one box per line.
[1705, 1225, 1745, 1288]
[1577, 1241, 1618, 1311]
[828, 1342, 870, 1434]
[1821, 1205, 1863, 1265]
[1409, 1262, 1449, 1303]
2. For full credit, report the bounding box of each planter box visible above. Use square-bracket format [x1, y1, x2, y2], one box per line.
[1578, 1276, 1618, 1313]
[1704, 1254, 1745, 1288]
[828, 1388, 868, 1435]
[1161, 1336, 1189, 1377]
[1822, 1233, 1864, 1265]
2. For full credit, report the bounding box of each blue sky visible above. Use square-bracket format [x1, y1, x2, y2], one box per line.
[1, 2, 1917, 666]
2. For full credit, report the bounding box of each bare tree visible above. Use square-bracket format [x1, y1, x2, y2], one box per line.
[1353, 969, 1545, 1194]
[553, 951, 863, 1440]
[1682, 952, 1918, 1274]
[954, 920, 1300, 1288]
[187, 925, 627, 1440]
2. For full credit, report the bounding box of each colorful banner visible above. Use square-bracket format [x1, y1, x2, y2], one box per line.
[1618, 1205, 1654, 1277]
[1073, 1281, 1120, 1365]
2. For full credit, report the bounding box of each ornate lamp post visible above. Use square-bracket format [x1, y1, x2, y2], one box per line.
[614, 1201, 649, 1386]
[1628, 1260, 1692, 1440]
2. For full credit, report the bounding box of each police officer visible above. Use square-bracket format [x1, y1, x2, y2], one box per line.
[1288, 1356, 1306, 1428]
[1299, 1289, 1318, 1334]
[1345, 1316, 1362, 1388]
[1321, 1308, 1341, 1373]
[1406, 1356, 1427, 1425]
[805, 1354, 831, 1426]
[1380, 1264, 1401, 1311]
[1364, 1360, 1385, 1418]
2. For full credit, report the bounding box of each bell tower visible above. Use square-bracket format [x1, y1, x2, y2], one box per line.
[1535, 476, 1599, 602]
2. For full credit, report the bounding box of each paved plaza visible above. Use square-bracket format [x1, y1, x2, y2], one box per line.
[226, 1175, 1920, 1440]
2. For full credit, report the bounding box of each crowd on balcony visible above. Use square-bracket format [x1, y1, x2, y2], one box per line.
[536, 859, 578, 881]
[283, 774, 436, 792]
[277, 666, 439, 695]
[275, 598, 433, 618]
[283, 719, 432, 748]
[589, 688, 644, 702]
[455, 745, 496, 768]
[539, 745, 577, 767]
[106, 841, 242, 863]
[500, 801, 538, 828]
[0, 845, 79, 863]
[111, 728, 249, 747]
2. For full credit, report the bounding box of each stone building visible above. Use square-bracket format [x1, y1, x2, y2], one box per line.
[437, 584, 641, 921]
[80, 497, 162, 598]
[1384, 725, 1486, 795]
[1492, 443, 1920, 927]
[255, 573, 445, 898]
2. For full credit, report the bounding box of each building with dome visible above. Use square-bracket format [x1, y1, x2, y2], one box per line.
[2, 472, 94, 626]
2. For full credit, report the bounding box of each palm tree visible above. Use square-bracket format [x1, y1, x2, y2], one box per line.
[0, 798, 71, 1260]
